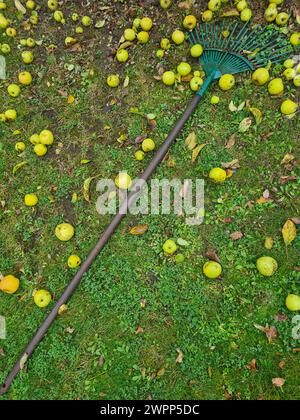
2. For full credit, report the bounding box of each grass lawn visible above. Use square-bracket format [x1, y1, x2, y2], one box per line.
[0, 0, 299, 400]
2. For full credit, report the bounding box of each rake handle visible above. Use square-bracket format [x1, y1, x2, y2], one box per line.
[0, 76, 214, 396]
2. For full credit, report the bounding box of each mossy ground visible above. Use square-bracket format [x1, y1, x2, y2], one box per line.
[0, 0, 299, 400]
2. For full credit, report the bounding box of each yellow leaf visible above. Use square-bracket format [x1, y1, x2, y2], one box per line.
[83, 175, 100, 202]
[191, 143, 207, 162]
[185, 131, 197, 150]
[67, 95, 75, 104]
[15, 0, 26, 14]
[130, 225, 148, 235]
[250, 107, 263, 125]
[282, 219, 297, 246]
[81, 159, 91, 164]
[13, 161, 27, 175]
[221, 9, 240, 17]
[123, 76, 130, 88]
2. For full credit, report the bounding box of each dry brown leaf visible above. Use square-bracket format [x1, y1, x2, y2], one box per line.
[291, 217, 300, 225]
[98, 355, 105, 367]
[176, 349, 184, 364]
[279, 175, 297, 185]
[20, 353, 28, 370]
[222, 159, 240, 170]
[135, 326, 144, 334]
[205, 248, 221, 263]
[272, 378, 285, 388]
[246, 359, 258, 372]
[230, 231, 244, 241]
[130, 225, 148, 236]
[282, 219, 297, 246]
[225, 134, 236, 149]
[254, 324, 277, 343]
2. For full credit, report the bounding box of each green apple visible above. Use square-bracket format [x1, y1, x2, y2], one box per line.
[7, 84, 21, 97]
[47, 0, 58, 10]
[177, 62, 191, 76]
[22, 51, 34, 64]
[190, 76, 203, 91]
[163, 239, 177, 255]
[1, 43, 11, 54]
[190, 44, 203, 58]
[34, 290, 52, 308]
[268, 78, 284, 95]
[82, 16, 92, 27]
[116, 49, 129, 63]
[203, 261, 222, 279]
[276, 12, 289, 26]
[286, 294, 300, 311]
[252, 68, 270, 85]
[162, 71, 176, 86]
[256, 256, 278, 277]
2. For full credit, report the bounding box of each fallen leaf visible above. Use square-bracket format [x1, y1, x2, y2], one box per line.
[83, 175, 100, 202]
[291, 217, 300, 225]
[272, 378, 285, 388]
[239, 117, 252, 133]
[205, 248, 221, 263]
[278, 360, 286, 370]
[225, 134, 236, 149]
[177, 238, 189, 247]
[123, 76, 130, 88]
[14, 0, 26, 14]
[98, 355, 105, 367]
[254, 324, 277, 343]
[222, 8, 240, 17]
[157, 368, 165, 377]
[192, 143, 207, 162]
[130, 225, 148, 235]
[280, 175, 297, 185]
[20, 353, 28, 370]
[185, 131, 197, 150]
[275, 313, 288, 322]
[176, 349, 184, 364]
[222, 159, 240, 170]
[135, 326, 144, 334]
[230, 231, 244, 241]
[281, 154, 295, 166]
[282, 219, 297, 246]
[95, 19, 106, 28]
[0, 56, 6, 80]
[66, 326, 74, 334]
[13, 161, 27, 175]
[0, 348, 5, 357]
[246, 359, 258, 372]
[250, 107, 263, 125]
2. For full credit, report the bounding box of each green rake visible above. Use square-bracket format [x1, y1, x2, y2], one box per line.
[189, 19, 295, 88]
[0, 19, 296, 396]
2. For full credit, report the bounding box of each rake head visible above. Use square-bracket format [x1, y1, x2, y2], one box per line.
[189, 19, 296, 79]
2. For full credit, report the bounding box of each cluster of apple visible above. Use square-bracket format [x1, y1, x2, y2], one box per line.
[252, 61, 299, 116]
[107, 17, 154, 88]
[14, 129, 55, 156]
[134, 138, 156, 162]
[161, 238, 300, 311]
[198, 0, 253, 23]
[0, 221, 79, 308]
